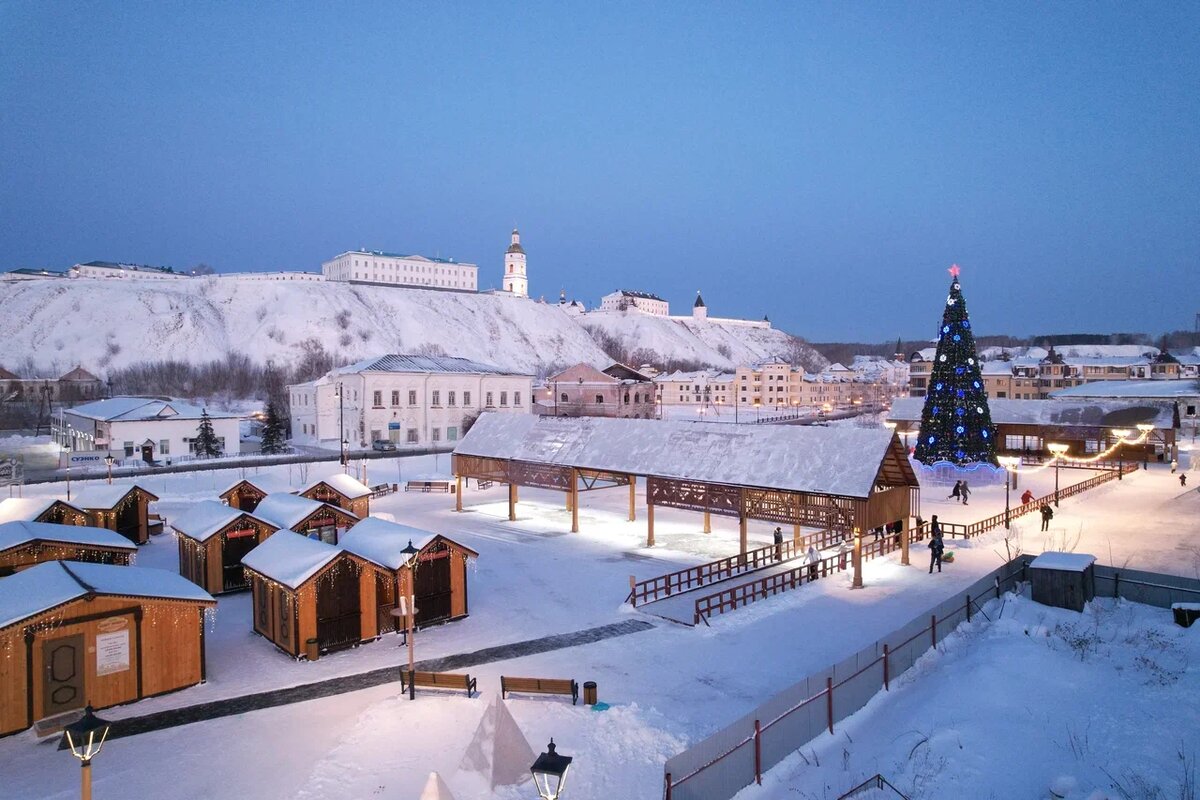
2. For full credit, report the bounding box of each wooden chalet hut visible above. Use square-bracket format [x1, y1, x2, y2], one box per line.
[218, 474, 294, 513]
[252, 494, 358, 545]
[0, 522, 137, 577]
[172, 501, 279, 595]
[299, 474, 372, 517]
[339, 517, 477, 632]
[71, 484, 160, 545]
[241, 532, 381, 658]
[0, 561, 215, 737]
[0, 497, 88, 527]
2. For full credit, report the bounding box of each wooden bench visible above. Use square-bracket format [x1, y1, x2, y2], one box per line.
[476, 479, 493, 490]
[369, 483, 395, 498]
[399, 669, 477, 697]
[404, 480, 453, 494]
[500, 675, 579, 705]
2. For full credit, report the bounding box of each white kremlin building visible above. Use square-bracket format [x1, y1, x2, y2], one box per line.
[321, 249, 478, 291]
[502, 228, 528, 297]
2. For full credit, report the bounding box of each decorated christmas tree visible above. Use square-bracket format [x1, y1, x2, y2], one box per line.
[913, 266, 998, 466]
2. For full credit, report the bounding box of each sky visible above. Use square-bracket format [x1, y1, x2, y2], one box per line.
[1, 2, 1198, 342]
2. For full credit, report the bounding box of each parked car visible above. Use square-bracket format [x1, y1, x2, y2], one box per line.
[372, 439, 397, 452]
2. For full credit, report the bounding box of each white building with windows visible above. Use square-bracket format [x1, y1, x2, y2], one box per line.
[599, 290, 670, 316]
[68, 261, 188, 280]
[321, 250, 478, 291]
[54, 397, 241, 461]
[288, 355, 532, 450]
[502, 228, 528, 297]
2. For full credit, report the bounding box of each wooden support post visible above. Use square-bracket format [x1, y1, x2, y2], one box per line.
[570, 468, 579, 533]
[647, 502, 655, 547]
[566, 492, 572, 511]
[703, 509, 711, 534]
[455, 476, 462, 512]
[739, 514, 748, 560]
[628, 476, 636, 522]
[508, 483, 516, 522]
[513, 484, 519, 502]
[900, 517, 910, 566]
[883, 643, 890, 690]
[852, 529, 863, 588]
[793, 523, 801, 545]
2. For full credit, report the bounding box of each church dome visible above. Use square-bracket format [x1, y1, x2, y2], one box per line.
[506, 243, 525, 255]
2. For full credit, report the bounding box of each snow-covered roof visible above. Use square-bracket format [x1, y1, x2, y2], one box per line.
[240, 531, 341, 589]
[0, 521, 137, 554]
[454, 414, 910, 498]
[71, 482, 157, 509]
[331, 354, 528, 377]
[65, 397, 238, 422]
[0, 561, 214, 629]
[888, 396, 1175, 429]
[253, 493, 355, 529]
[0, 497, 85, 524]
[303, 473, 371, 500]
[337, 517, 465, 570]
[219, 473, 294, 498]
[1030, 552, 1096, 572]
[172, 500, 274, 543]
[1049, 380, 1200, 400]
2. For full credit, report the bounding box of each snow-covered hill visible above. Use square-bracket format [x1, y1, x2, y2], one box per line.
[0, 277, 821, 376]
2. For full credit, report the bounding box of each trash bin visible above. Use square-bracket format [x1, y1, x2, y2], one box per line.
[306, 638, 320, 661]
[583, 681, 597, 705]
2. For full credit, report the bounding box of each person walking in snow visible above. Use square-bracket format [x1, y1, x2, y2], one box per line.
[1181, 473, 1188, 487]
[1040, 503, 1054, 532]
[773, 527, 783, 561]
[928, 529, 945, 574]
[1020, 488, 1034, 506]
[806, 544, 820, 581]
[948, 480, 962, 502]
[960, 480, 971, 505]
[1171, 459, 1178, 473]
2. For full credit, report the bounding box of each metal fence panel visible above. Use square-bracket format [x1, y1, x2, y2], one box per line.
[1093, 566, 1200, 608]
[833, 660, 884, 722]
[669, 739, 756, 800]
[761, 698, 825, 773]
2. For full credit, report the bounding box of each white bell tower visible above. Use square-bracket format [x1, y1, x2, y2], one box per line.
[503, 228, 528, 297]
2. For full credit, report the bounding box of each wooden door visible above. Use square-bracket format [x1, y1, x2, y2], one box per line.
[414, 553, 452, 626]
[115, 496, 140, 542]
[41, 635, 85, 718]
[222, 531, 259, 591]
[375, 571, 397, 633]
[316, 564, 361, 649]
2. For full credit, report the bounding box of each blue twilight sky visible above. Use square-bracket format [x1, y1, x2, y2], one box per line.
[1, 3, 1198, 342]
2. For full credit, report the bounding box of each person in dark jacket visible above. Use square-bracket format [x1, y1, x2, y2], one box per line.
[948, 481, 961, 501]
[1182, 474, 1188, 487]
[959, 480, 971, 505]
[773, 527, 783, 561]
[1040, 503, 1054, 531]
[928, 528, 944, 574]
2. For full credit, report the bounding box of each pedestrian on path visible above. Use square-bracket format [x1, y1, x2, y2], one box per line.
[773, 527, 783, 561]
[891, 520, 904, 546]
[805, 544, 819, 581]
[948, 481, 962, 502]
[960, 480, 971, 505]
[928, 528, 944, 574]
[1171, 459, 1178, 473]
[1040, 503, 1054, 531]
[1181, 474, 1188, 487]
[1021, 488, 1034, 505]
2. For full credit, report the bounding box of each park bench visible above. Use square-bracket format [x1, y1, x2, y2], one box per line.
[369, 483, 395, 498]
[500, 675, 579, 705]
[476, 479, 493, 489]
[405, 480, 454, 493]
[399, 669, 477, 698]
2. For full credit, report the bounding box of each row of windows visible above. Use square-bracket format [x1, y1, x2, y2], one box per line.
[370, 390, 522, 408]
[370, 426, 460, 444]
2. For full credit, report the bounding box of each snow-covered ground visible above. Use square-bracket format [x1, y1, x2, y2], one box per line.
[0, 452, 1196, 799]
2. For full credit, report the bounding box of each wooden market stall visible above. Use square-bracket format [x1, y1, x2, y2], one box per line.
[299, 474, 372, 518]
[252, 493, 359, 545]
[219, 475, 295, 513]
[0, 521, 137, 577]
[172, 500, 280, 595]
[241, 532, 381, 658]
[71, 484, 160, 545]
[0, 497, 89, 527]
[0, 561, 215, 737]
[339, 517, 477, 633]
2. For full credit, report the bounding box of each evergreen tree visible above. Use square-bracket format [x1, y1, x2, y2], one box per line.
[194, 409, 222, 457]
[260, 401, 287, 455]
[913, 266, 997, 466]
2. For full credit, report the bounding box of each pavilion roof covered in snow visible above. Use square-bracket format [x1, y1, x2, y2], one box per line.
[253, 493, 356, 530]
[171, 500, 275, 543]
[338, 517, 477, 571]
[71, 483, 159, 509]
[0, 521, 138, 555]
[0, 497, 86, 524]
[453, 414, 916, 500]
[888, 396, 1176, 430]
[302, 473, 371, 500]
[240, 530, 342, 589]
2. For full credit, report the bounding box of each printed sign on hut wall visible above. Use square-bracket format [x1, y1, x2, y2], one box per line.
[95, 619, 131, 676]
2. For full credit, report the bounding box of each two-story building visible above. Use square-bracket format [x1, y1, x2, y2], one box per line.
[289, 354, 532, 449]
[55, 397, 241, 461]
[321, 250, 478, 292]
[599, 290, 670, 316]
[653, 369, 736, 410]
[535, 363, 657, 418]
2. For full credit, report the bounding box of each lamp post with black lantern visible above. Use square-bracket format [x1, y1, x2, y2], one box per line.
[531, 739, 573, 800]
[1047, 443, 1068, 507]
[61, 705, 112, 800]
[104, 454, 114, 485]
[400, 539, 419, 699]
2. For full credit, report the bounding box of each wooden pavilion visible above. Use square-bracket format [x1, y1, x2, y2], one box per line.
[452, 415, 919, 583]
[0, 561, 215, 737]
[172, 500, 280, 595]
[71, 484, 160, 545]
[219, 475, 294, 513]
[0, 497, 89, 527]
[0, 521, 137, 577]
[339, 517, 476, 633]
[241, 532, 380, 658]
[298, 474, 372, 518]
[251, 493, 359, 545]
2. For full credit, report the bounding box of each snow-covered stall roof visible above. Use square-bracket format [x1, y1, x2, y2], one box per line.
[71, 482, 158, 509]
[219, 473, 294, 498]
[1050, 380, 1200, 400]
[338, 517, 476, 571]
[240, 531, 340, 589]
[253, 493, 353, 530]
[0, 497, 85, 524]
[303, 473, 371, 499]
[0, 521, 137, 554]
[171, 500, 273, 543]
[454, 414, 909, 499]
[0, 561, 215, 630]
[1030, 552, 1096, 572]
[888, 396, 1175, 429]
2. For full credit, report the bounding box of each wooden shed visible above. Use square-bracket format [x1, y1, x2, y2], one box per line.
[299, 474, 372, 518]
[339, 517, 477, 632]
[172, 501, 279, 595]
[0, 561, 215, 737]
[1030, 552, 1097, 612]
[241, 532, 382, 658]
[218, 475, 293, 513]
[252, 493, 358, 545]
[0, 522, 137, 577]
[0, 497, 89, 527]
[71, 484, 160, 545]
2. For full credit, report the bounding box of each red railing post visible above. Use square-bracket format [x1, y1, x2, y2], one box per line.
[883, 643, 890, 690]
[754, 719, 762, 785]
[664, 772, 672, 800]
[826, 677, 834, 734]
[931, 614, 937, 648]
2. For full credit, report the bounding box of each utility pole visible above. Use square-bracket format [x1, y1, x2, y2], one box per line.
[337, 383, 346, 467]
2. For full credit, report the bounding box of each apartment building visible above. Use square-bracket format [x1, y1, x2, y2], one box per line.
[321, 250, 478, 292]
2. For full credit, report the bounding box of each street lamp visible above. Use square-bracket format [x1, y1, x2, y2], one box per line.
[104, 454, 114, 485]
[335, 383, 347, 467]
[531, 739, 573, 800]
[1047, 443, 1068, 507]
[998, 456, 1019, 529]
[61, 705, 112, 800]
[400, 539, 420, 699]
[1136, 423, 1154, 468]
[1111, 428, 1131, 480]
